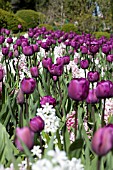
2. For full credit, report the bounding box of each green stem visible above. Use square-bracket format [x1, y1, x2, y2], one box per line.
[74, 101, 79, 139]
[97, 156, 101, 170]
[19, 104, 23, 128]
[101, 98, 106, 127]
[26, 94, 29, 124]
[27, 157, 31, 170]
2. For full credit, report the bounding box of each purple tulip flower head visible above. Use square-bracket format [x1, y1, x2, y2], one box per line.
[87, 71, 100, 82]
[106, 54, 113, 62]
[16, 88, 25, 105]
[0, 67, 4, 82]
[29, 116, 45, 133]
[48, 63, 64, 76]
[91, 126, 113, 156]
[89, 44, 99, 54]
[80, 59, 89, 69]
[7, 37, 13, 44]
[22, 45, 34, 56]
[21, 77, 36, 94]
[30, 66, 39, 78]
[86, 89, 99, 104]
[96, 80, 113, 99]
[0, 35, 5, 44]
[80, 46, 88, 54]
[15, 127, 34, 151]
[40, 95, 56, 107]
[18, 24, 22, 29]
[42, 57, 52, 69]
[68, 78, 89, 101]
[102, 44, 110, 54]
[2, 46, 9, 55]
[63, 56, 70, 65]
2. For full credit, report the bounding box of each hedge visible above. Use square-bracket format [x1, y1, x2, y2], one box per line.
[15, 9, 46, 29]
[0, 8, 27, 33]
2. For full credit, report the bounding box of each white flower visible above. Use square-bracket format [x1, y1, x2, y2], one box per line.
[31, 146, 42, 159]
[32, 159, 54, 170]
[36, 103, 59, 133]
[69, 158, 84, 170]
[32, 148, 84, 170]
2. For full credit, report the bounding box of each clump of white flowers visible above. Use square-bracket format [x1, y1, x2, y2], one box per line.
[32, 148, 84, 170]
[36, 103, 60, 133]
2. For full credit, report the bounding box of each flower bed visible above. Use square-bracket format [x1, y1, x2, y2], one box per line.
[0, 26, 113, 170]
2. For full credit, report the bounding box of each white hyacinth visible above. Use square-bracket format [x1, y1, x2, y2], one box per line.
[31, 145, 42, 159]
[36, 103, 59, 133]
[32, 148, 84, 170]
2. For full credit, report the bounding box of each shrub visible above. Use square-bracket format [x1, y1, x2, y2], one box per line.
[93, 32, 110, 39]
[0, 8, 27, 33]
[61, 23, 80, 34]
[38, 24, 54, 31]
[15, 9, 46, 29]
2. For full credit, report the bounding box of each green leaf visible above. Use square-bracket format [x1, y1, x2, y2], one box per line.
[0, 123, 19, 169]
[68, 138, 84, 159]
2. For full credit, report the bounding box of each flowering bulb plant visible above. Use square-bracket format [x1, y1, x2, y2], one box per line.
[1, 26, 113, 170]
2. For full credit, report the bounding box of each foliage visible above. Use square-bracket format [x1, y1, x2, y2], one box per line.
[0, 0, 11, 11]
[38, 24, 54, 30]
[0, 8, 27, 33]
[61, 23, 80, 34]
[15, 9, 46, 29]
[93, 31, 110, 39]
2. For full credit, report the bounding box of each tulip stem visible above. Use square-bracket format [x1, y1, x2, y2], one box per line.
[27, 157, 31, 170]
[26, 94, 29, 123]
[101, 98, 106, 127]
[97, 156, 101, 170]
[74, 101, 79, 139]
[19, 105, 23, 128]
[38, 132, 44, 154]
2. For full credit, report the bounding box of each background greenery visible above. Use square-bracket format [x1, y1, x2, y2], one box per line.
[0, 0, 113, 34]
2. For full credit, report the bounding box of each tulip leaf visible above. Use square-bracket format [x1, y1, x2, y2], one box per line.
[68, 138, 84, 159]
[0, 123, 19, 169]
[38, 81, 46, 97]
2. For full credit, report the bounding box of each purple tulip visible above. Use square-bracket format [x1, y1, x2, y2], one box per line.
[16, 39, 21, 46]
[106, 54, 113, 62]
[15, 127, 34, 151]
[18, 24, 22, 29]
[0, 68, 4, 81]
[8, 51, 13, 58]
[32, 44, 39, 53]
[56, 57, 64, 65]
[86, 89, 99, 104]
[80, 59, 89, 69]
[89, 44, 99, 54]
[40, 42, 49, 50]
[80, 46, 88, 54]
[7, 37, 13, 44]
[29, 116, 45, 133]
[30, 66, 39, 78]
[102, 44, 110, 54]
[28, 31, 34, 38]
[40, 95, 56, 107]
[21, 78, 36, 94]
[91, 126, 113, 156]
[2, 46, 9, 55]
[42, 57, 52, 69]
[96, 80, 113, 99]
[63, 56, 70, 65]
[87, 71, 100, 82]
[22, 45, 34, 56]
[68, 78, 89, 101]
[16, 89, 25, 105]
[0, 36, 5, 44]
[5, 29, 10, 35]
[48, 63, 64, 76]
